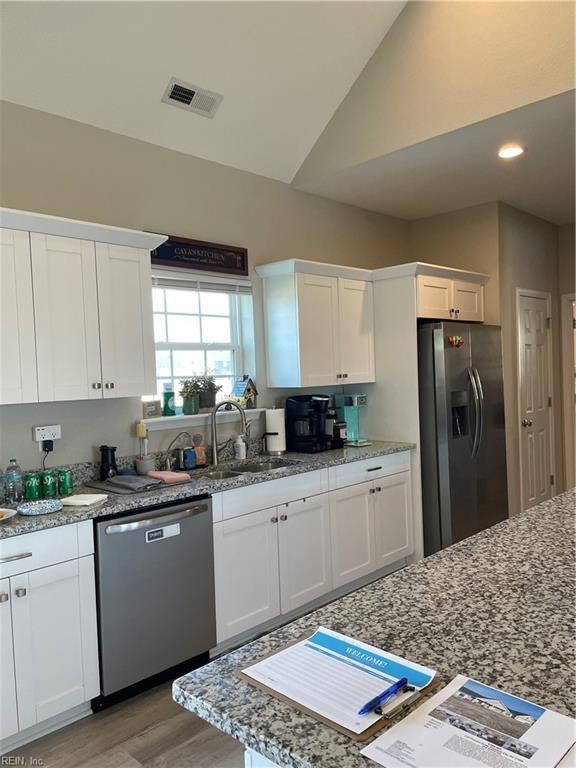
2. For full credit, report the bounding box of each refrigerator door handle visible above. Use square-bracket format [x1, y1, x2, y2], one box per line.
[472, 366, 485, 454]
[467, 367, 481, 457]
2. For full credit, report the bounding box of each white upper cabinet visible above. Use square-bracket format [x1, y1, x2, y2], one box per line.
[0, 229, 38, 404]
[337, 278, 375, 384]
[417, 273, 484, 322]
[0, 209, 165, 405]
[31, 234, 102, 402]
[258, 261, 375, 388]
[96, 244, 156, 398]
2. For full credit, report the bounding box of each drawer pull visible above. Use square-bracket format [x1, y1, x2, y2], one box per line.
[0, 593, 8, 603]
[15, 587, 27, 598]
[366, 466, 382, 473]
[0, 552, 33, 564]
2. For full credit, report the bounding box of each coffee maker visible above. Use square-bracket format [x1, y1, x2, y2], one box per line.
[285, 395, 338, 453]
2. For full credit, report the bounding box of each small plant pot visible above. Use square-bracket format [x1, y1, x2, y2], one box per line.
[199, 391, 217, 411]
[182, 395, 200, 415]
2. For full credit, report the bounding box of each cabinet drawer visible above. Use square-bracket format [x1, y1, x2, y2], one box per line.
[329, 452, 410, 490]
[0, 525, 79, 579]
[221, 469, 328, 521]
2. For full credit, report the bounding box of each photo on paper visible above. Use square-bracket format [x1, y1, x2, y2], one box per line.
[429, 679, 545, 759]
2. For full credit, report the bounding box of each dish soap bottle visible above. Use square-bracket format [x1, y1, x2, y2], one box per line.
[5, 459, 23, 503]
[234, 435, 247, 460]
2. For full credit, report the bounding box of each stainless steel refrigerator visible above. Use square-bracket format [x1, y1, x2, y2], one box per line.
[418, 322, 508, 556]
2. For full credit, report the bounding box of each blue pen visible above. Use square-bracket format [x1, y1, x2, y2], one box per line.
[358, 677, 409, 715]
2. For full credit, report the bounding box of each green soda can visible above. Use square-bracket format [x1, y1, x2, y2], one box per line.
[57, 468, 73, 496]
[24, 472, 41, 501]
[41, 470, 58, 499]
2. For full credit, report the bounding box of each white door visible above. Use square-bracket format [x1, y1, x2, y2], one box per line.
[11, 560, 92, 728]
[337, 279, 375, 384]
[96, 244, 156, 397]
[278, 495, 332, 614]
[417, 275, 453, 319]
[0, 578, 18, 740]
[517, 292, 553, 510]
[372, 472, 413, 569]
[329, 482, 374, 589]
[0, 228, 38, 404]
[31, 234, 102, 401]
[213, 508, 280, 643]
[453, 280, 484, 322]
[297, 273, 340, 386]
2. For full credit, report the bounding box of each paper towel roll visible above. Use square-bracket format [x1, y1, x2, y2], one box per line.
[265, 409, 286, 454]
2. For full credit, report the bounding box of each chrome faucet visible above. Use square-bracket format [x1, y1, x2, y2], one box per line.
[164, 431, 193, 470]
[211, 400, 248, 466]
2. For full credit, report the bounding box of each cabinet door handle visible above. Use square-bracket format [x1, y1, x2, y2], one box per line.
[270, 516, 278, 523]
[0, 552, 32, 564]
[105, 382, 115, 390]
[0, 593, 8, 603]
[92, 382, 102, 390]
[449, 308, 455, 316]
[455, 309, 460, 316]
[376, 486, 382, 493]
[343, 373, 348, 379]
[280, 514, 288, 521]
[15, 587, 27, 598]
[369, 488, 376, 494]
[336, 374, 342, 380]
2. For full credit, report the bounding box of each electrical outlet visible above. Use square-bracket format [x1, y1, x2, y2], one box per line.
[33, 425, 62, 443]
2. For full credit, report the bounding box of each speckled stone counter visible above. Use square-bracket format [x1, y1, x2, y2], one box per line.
[0, 441, 413, 538]
[173, 489, 576, 768]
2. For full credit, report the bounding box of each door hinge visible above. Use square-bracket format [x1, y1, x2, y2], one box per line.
[546, 317, 551, 329]
[550, 474, 554, 485]
[548, 396, 552, 407]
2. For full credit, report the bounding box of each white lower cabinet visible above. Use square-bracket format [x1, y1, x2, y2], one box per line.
[278, 495, 332, 614]
[214, 507, 281, 643]
[0, 523, 99, 747]
[0, 578, 18, 741]
[372, 472, 413, 569]
[329, 482, 374, 588]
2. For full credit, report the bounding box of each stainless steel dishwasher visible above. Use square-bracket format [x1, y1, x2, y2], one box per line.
[93, 495, 215, 708]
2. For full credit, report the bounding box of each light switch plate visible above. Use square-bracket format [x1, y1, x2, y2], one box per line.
[33, 425, 62, 442]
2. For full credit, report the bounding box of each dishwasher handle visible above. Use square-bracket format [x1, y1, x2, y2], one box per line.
[104, 503, 209, 535]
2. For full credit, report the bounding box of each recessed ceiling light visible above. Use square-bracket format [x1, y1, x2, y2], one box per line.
[498, 144, 525, 159]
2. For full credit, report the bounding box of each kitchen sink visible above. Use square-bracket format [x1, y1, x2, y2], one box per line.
[202, 470, 243, 480]
[234, 460, 299, 474]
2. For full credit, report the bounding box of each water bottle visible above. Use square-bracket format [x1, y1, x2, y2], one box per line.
[5, 459, 23, 504]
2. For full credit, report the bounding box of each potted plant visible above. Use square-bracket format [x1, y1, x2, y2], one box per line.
[179, 378, 202, 415]
[197, 375, 223, 411]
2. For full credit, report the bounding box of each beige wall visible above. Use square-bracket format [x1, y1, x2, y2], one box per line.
[0, 101, 408, 470]
[498, 203, 563, 516]
[558, 223, 575, 293]
[406, 203, 500, 324]
[295, 1, 575, 187]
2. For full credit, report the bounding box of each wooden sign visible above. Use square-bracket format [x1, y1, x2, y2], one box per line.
[151, 235, 248, 276]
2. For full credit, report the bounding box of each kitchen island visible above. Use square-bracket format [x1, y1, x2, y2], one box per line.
[173, 489, 576, 768]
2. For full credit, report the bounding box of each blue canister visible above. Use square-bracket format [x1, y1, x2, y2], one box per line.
[183, 447, 197, 470]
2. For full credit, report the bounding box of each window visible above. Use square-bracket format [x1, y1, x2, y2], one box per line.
[152, 284, 242, 404]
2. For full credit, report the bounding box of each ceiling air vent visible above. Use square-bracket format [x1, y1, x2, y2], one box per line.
[162, 77, 223, 119]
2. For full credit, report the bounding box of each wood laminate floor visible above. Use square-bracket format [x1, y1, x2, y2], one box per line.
[9, 683, 244, 768]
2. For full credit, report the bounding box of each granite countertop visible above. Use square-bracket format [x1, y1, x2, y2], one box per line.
[173, 489, 576, 768]
[0, 441, 413, 539]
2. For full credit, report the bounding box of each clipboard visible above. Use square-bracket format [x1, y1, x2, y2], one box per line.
[237, 632, 445, 742]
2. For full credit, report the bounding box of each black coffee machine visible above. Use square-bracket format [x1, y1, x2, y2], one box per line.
[285, 395, 343, 453]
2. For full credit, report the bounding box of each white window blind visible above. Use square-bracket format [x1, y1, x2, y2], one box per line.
[151, 270, 252, 402]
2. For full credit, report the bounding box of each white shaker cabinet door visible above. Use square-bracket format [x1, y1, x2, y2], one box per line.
[452, 280, 484, 322]
[297, 273, 340, 387]
[11, 559, 97, 728]
[417, 274, 453, 320]
[96, 244, 156, 398]
[31, 234, 101, 401]
[329, 482, 375, 589]
[0, 228, 38, 404]
[278, 494, 332, 614]
[337, 279, 375, 384]
[213, 508, 280, 643]
[372, 471, 413, 569]
[0, 578, 18, 741]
